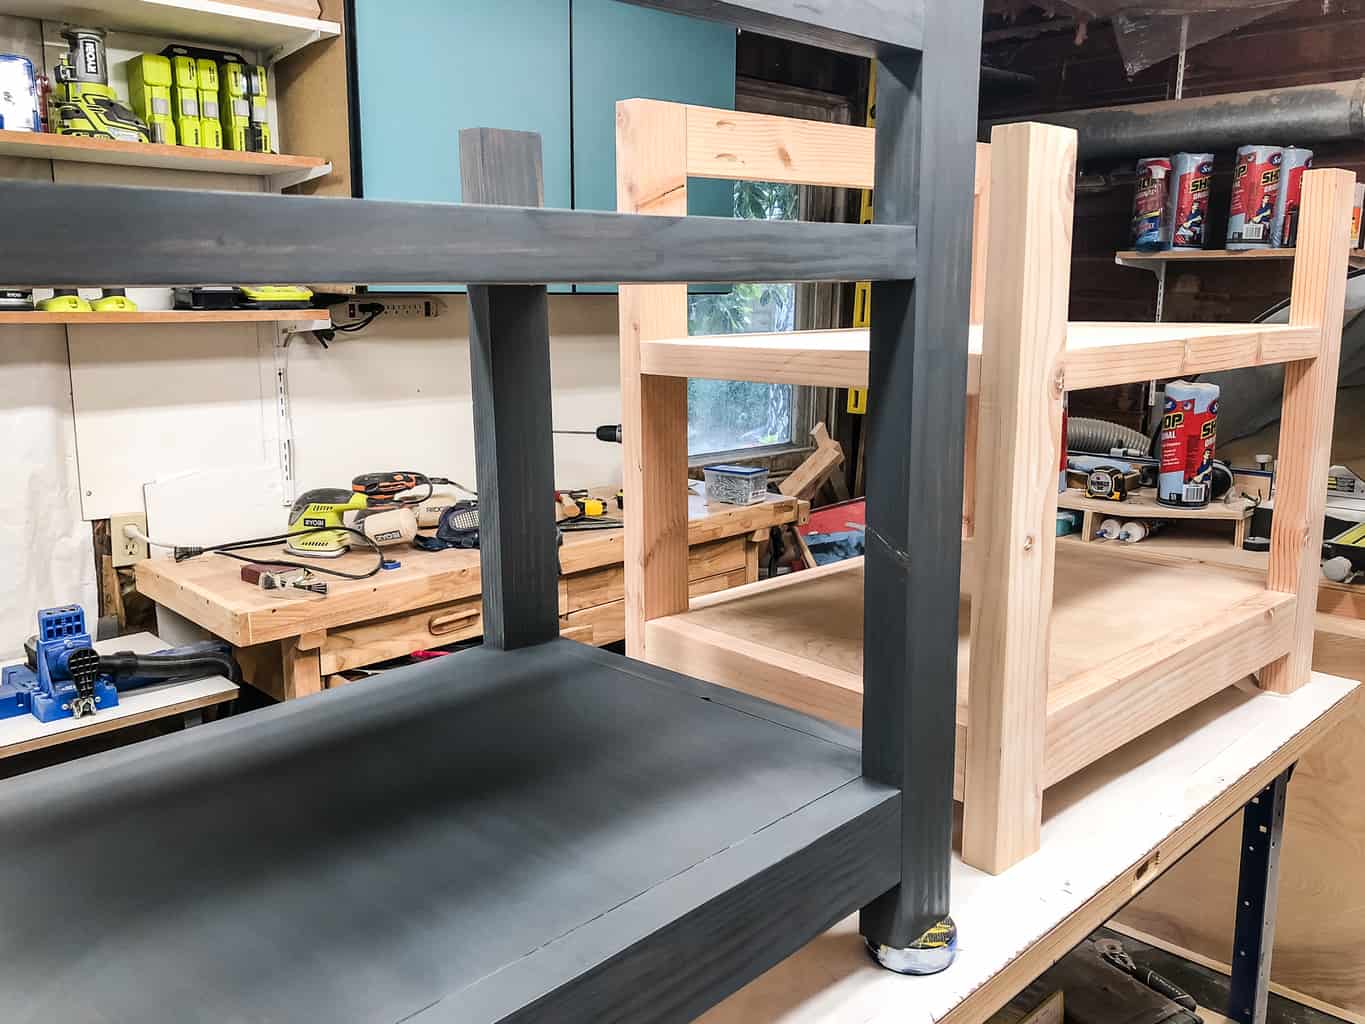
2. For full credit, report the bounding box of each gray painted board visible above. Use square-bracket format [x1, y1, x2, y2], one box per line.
[0, 640, 895, 1023]
[620, 0, 924, 55]
[0, 180, 918, 287]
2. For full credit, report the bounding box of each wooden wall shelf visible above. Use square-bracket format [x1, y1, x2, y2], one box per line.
[1116, 247, 1365, 269]
[0, 0, 341, 63]
[0, 130, 330, 190]
[0, 309, 328, 325]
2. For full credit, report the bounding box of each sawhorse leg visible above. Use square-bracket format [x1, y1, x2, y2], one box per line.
[1228, 765, 1293, 1024]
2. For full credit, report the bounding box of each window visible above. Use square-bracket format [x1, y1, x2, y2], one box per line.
[686, 181, 800, 458]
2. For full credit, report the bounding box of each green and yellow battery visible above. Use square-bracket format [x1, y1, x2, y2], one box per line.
[219, 61, 251, 152]
[247, 64, 270, 153]
[125, 54, 176, 146]
[195, 58, 222, 149]
[168, 54, 202, 147]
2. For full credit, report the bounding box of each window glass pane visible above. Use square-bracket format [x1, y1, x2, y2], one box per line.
[686, 181, 799, 458]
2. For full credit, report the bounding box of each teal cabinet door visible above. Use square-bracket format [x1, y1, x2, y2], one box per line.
[570, 0, 736, 292]
[352, 0, 573, 290]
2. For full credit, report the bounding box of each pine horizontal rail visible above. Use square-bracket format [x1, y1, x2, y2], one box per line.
[640, 321, 1322, 391]
[0, 181, 918, 288]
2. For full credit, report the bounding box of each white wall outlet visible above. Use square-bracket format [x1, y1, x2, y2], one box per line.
[111, 513, 149, 568]
[340, 298, 446, 322]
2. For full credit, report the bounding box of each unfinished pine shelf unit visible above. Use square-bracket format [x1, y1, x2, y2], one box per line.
[0, 3, 984, 1020]
[624, 106, 1355, 875]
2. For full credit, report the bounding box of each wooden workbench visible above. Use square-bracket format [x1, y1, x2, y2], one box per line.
[0, 632, 237, 762]
[135, 492, 804, 699]
[700, 671, 1358, 1024]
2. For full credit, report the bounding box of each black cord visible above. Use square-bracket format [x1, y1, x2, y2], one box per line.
[174, 526, 385, 580]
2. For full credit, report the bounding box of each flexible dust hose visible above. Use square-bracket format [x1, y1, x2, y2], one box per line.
[99, 649, 242, 687]
[1067, 417, 1153, 456]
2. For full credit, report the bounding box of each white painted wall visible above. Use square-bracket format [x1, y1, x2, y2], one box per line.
[1, 293, 625, 659]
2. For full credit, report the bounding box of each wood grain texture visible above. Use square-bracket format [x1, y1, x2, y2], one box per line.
[0, 638, 901, 1024]
[779, 424, 844, 500]
[618, 0, 924, 55]
[0, 127, 325, 175]
[970, 142, 991, 327]
[859, 38, 980, 948]
[696, 676, 1358, 1024]
[639, 321, 1317, 391]
[1262, 168, 1356, 693]
[685, 105, 874, 188]
[0, 309, 325, 325]
[963, 122, 1076, 875]
[617, 99, 691, 658]
[1117, 614, 1365, 1023]
[0, 179, 918, 287]
[461, 129, 559, 651]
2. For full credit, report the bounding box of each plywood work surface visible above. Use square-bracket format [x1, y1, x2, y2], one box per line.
[699, 672, 1359, 1024]
[674, 542, 1279, 692]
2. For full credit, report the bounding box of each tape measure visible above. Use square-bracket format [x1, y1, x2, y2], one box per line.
[1086, 465, 1143, 501]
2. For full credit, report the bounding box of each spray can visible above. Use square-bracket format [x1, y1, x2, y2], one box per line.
[1227, 145, 1283, 249]
[1167, 153, 1214, 250]
[1353, 183, 1365, 250]
[1059, 394, 1069, 494]
[1158, 380, 1220, 508]
[1131, 157, 1172, 251]
[1272, 147, 1313, 248]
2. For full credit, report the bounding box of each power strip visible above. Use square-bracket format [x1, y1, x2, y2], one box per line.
[339, 297, 446, 321]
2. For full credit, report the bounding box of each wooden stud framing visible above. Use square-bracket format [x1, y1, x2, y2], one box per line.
[1261, 168, 1356, 693]
[962, 122, 1077, 873]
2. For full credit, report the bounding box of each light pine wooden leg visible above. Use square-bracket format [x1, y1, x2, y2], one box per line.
[282, 637, 324, 700]
[617, 99, 690, 659]
[963, 122, 1078, 875]
[1234, 516, 1249, 549]
[1261, 168, 1355, 694]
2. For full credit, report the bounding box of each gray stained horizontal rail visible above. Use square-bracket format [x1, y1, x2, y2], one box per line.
[0, 181, 918, 287]
[618, 0, 924, 56]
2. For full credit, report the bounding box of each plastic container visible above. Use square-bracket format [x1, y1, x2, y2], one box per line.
[1131, 157, 1172, 251]
[703, 464, 769, 506]
[0, 55, 40, 133]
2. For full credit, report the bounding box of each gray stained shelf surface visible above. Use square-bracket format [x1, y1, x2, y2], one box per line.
[0, 640, 900, 1024]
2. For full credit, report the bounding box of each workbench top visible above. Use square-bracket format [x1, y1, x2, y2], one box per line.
[700, 672, 1359, 1024]
[0, 632, 237, 761]
[135, 492, 803, 648]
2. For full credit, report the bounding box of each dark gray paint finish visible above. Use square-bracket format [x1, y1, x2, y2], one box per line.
[461, 129, 560, 650]
[859, 1, 984, 949]
[619, 0, 924, 56]
[0, 180, 917, 287]
[0, 640, 895, 1023]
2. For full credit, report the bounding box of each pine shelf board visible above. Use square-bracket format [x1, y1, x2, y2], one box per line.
[1058, 487, 1255, 522]
[0, 129, 327, 178]
[0, 309, 326, 325]
[645, 542, 1296, 795]
[1116, 248, 1296, 262]
[639, 321, 1320, 392]
[0, 1, 340, 62]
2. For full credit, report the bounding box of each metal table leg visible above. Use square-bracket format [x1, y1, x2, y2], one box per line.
[1228, 764, 1293, 1024]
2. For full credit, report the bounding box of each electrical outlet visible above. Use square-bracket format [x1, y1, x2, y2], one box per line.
[341, 298, 445, 321]
[111, 513, 149, 568]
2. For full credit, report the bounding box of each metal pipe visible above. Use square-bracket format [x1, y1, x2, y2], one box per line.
[983, 77, 1365, 160]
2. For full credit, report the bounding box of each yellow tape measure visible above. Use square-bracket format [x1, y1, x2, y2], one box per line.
[848, 63, 876, 416]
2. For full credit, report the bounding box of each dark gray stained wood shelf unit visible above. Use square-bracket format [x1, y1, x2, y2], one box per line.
[0, 640, 898, 1023]
[0, 1, 983, 1019]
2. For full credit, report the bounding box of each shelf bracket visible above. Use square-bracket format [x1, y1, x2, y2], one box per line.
[267, 30, 327, 66]
[267, 161, 334, 193]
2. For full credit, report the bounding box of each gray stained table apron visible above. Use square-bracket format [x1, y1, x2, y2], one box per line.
[0, 639, 898, 1024]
